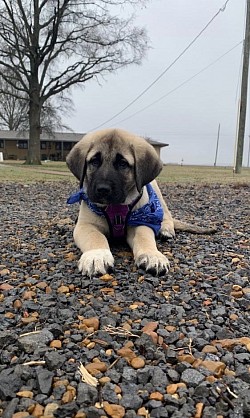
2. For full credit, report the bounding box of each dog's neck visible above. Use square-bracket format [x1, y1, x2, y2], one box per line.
[103, 188, 144, 239]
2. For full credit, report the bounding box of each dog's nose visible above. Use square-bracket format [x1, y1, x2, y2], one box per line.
[96, 183, 112, 197]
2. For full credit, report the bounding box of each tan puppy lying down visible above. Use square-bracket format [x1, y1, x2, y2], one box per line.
[67, 128, 216, 277]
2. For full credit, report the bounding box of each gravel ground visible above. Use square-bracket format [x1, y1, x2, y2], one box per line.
[0, 181, 249, 418]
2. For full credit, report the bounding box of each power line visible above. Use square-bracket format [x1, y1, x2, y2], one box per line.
[114, 41, 243, 125]
[90, 0, 231, 130]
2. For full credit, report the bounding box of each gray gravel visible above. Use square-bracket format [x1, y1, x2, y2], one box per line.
[0, 181, 249, 418]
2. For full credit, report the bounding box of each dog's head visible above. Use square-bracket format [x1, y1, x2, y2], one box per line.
[66, 128, 163, 205]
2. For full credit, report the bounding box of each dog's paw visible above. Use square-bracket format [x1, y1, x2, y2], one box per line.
[136, 251, 170, 276]
[159, 220, 175, 240]
[78, 249, 114, 277]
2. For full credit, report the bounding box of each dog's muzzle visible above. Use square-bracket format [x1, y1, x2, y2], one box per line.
[90, 181, 125, 205]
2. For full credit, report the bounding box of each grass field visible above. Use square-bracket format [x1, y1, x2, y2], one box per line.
[0, 161, 73, 182]
[0, 160, 250, 184]
[158, 164, 250, 184]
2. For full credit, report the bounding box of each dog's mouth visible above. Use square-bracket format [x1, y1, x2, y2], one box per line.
[87, 182, 126, 206]
[91, 195, 125, 206]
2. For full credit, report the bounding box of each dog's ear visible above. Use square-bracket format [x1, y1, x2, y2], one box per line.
[133, 140, 163, 191]
[66, 138, 90, 185]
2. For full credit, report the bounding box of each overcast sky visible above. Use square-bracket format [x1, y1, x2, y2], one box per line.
[64, 0, 248, 166]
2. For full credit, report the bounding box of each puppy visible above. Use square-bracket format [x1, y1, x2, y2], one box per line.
[66, 128, 215, 277]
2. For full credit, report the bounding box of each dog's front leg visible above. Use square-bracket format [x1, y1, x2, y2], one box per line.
[127, 226, 170, 276]
[151, 180, 175, 239]
[73, 222, 114, 277]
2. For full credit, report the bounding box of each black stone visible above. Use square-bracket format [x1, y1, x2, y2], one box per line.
[0, 369, 22, 399]
[76, 383, 98, 406]
[44, 351, 66, 370]
[36, 369, 54, 394]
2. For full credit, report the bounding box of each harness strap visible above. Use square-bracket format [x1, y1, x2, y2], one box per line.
[103, 205, 130, 239]
[102, 190, 143, 239]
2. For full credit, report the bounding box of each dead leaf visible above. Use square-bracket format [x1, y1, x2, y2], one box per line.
[78, 363, 98, 387]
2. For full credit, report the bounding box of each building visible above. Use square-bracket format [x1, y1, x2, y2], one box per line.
[0, 130, 83, 161]
[0, 130, 168, 161]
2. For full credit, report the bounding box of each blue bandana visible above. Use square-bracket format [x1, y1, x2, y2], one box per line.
[67, 184, 163, 237]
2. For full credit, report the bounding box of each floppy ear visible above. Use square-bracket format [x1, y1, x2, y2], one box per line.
[66, 138, 90, 185]
[133, 141, 163, 191]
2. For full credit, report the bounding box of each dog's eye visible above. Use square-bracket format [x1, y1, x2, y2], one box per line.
[116, 158, 129, 169]
[89, 156, 101, 167]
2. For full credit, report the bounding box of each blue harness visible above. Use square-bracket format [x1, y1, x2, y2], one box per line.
[67, 184, 163, 239]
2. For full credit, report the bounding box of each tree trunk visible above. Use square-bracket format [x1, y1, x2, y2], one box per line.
[25, 0, 41, 165]
[26, 97, 41, 165]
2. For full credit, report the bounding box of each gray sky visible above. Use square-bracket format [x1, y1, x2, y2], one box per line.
[64, 0, 248, 166]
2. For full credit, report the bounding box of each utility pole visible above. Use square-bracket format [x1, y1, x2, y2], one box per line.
[235, 0, 250, 173]
[214, 123, 220, 166]
[247, 135, 250, 167]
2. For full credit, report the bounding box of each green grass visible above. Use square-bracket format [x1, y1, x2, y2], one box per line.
[159, 164, 250, 184]
[1, 160, 69, 170]
[0, 160, 249, 184]
[0, 161, 73, 182]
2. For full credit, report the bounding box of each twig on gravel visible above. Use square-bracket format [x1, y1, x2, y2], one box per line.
[19, 330, 41, 338]
[22, 360, 46, 366]
[103, 325, 139, 338]
[107, 357, 121, 370]
[215, 385, 235, 409]
[173, 338, 193, 354]
[226, 386, 238, 399]
[188, 338, 193, 355]
[84, 331, 96, 338]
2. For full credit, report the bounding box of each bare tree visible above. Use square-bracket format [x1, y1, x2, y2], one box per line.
[0, 77, 73, 132]
[40, 96, 74, 135]
[0, 92, 27, 131]
[0, 0, 148, 164]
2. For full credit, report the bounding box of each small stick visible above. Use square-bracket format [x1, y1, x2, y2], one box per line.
[22, 360, 46, 366]
[188, 338, 193, 355]
[103, 325, 139, 338]
[215, 386, 235, 409]
[225, 385, 238, 399]
[107, 357, 121, 370]
[19, 330, 41, 338]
